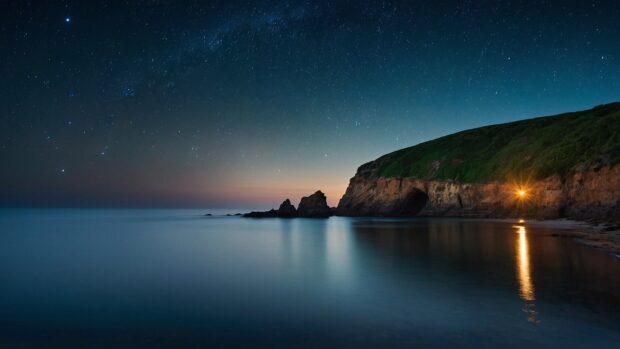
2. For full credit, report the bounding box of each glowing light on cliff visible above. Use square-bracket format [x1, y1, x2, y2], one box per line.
[515, 187, 529, 200]
[516, 226, 535, 301]
[511, 183, 533, 203]
[508, 176, 534, 203]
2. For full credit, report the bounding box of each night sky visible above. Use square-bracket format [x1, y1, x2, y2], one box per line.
[1, 1, 619, 208]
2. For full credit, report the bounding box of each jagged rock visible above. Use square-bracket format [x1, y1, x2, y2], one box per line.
[242, 193, 333, 218]
[298, 191, 332, 218]
[278, 199, 297, 217]
[243, 209, 278, 218]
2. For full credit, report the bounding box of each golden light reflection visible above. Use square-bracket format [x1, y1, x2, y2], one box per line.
[516, 226, 535, 301]
[515, 225, 540, 324]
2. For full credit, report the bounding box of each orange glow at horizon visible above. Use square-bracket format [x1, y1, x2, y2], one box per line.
[203, 184, 348, 208]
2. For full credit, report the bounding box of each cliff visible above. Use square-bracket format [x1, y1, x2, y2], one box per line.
[337, 103, 620, 221]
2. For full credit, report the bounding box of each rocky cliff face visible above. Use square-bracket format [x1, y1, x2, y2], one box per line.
[337, 165, 620, 222]
[336, 103, 619, 221]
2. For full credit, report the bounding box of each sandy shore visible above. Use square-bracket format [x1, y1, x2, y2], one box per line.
[520, 219, 620, 258]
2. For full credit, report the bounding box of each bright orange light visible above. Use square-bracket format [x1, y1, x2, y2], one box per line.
[514, 187, 528, 200]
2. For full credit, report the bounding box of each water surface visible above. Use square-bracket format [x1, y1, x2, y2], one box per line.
[1, 209, 619, 348]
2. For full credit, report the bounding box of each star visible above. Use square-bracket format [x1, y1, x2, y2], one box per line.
[65, 17, 71, 23]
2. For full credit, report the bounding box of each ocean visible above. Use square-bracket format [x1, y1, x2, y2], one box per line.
[1, 209, 619, 348]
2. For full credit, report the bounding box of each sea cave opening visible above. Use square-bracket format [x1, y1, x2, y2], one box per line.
[400, 189, 429, 215]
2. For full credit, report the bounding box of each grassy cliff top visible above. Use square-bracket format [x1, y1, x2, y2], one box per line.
[363, 102, 620, 182]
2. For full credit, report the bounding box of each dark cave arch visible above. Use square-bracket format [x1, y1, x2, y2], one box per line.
[398, 189, 429, 216]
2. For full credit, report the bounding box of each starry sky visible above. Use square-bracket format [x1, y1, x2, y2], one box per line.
[1, 0, 619, 208]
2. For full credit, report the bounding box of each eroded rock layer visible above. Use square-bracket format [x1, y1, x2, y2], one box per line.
[336, 165, 620, 221]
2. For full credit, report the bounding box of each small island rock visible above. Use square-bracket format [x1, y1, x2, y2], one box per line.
[278, 199, 297, 218]
[242, 192, 333, 218]
[297, 191, 332, 218]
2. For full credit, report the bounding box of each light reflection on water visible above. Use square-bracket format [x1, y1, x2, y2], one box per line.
[515, 224, 539, 324]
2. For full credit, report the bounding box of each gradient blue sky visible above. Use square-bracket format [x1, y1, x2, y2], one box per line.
[1, 0, 619, 208]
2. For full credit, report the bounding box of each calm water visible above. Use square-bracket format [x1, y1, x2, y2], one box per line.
[1, 209, 620, 348]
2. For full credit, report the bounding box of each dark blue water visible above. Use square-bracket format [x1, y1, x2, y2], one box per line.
[1, 209, 620, 348]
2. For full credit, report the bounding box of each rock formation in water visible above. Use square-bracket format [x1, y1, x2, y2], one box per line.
[297, 191, 332, 218]
[337, 102, 620, 222]
[243, 194, 332, 218]
[278, 199, 297, 217]
[243, 208, 279, 218]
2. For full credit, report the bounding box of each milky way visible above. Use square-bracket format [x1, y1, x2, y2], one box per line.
[1, 0, 619, 207]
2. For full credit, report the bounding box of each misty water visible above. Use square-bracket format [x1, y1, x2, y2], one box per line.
[1, 209, 620, 348]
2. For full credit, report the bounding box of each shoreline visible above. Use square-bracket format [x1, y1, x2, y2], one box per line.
[232, 211, 620, 258]
[520, 218, 620, 258]
[424, 217, 620, 258]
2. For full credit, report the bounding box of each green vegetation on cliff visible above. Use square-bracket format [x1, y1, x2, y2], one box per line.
[367, 102, 620, 182]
